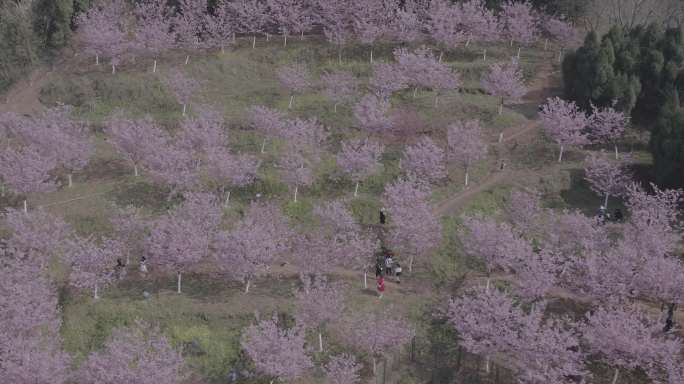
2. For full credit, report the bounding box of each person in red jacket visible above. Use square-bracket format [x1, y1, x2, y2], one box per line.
[377, 275, 385, 299]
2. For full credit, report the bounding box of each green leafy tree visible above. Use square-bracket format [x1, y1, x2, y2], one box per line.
[651, 92, 684, 188]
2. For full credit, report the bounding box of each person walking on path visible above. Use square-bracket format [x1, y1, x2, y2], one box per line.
[385, 254, 394, 276]
[377, 275, 385, 299]
[394, 262, 402, 284]
[379, 208, 386, 225]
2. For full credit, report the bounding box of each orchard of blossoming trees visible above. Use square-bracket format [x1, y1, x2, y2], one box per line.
[3, 0, 684, 383]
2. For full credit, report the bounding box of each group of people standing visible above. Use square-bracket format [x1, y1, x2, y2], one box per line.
[597, 205, 623, 224]
[375, 248, 402, 299]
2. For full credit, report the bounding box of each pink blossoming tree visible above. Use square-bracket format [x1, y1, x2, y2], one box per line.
[321, 71, 358, 113]
[336, 138, 384, 196]
[501, 0, 539, 58]
[106, 113, 169, 177]
[584, 153, 632, 209]
[276, 63, 312, 109]
[400, 136, 446, 184]
[447, 120, 488, 186]
[353, 94, 394, 134]
[589, 103, 629, 159]
[294, 276, 345, 351]
[324, 354, 362, 384]
[539, 97, 589, 162]
[66, 237, 124, 299]
[162, 68, 201, 116]
[481, 58, 527, 116]
[133, 0, 176, 73]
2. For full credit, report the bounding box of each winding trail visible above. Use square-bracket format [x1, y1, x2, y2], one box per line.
[0, 66, 51, 115]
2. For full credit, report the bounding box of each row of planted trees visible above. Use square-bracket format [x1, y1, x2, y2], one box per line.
[76, 0, 577, 73]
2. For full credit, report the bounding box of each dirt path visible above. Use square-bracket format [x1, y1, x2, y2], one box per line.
[0, 66, 50, 115]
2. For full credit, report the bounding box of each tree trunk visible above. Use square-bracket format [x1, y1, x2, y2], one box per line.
[96, 54, 99, 65]
[466, 35, 471, 47]
[544, 38, 548, 50]
[614, 144, 619, 159]
[558, 145, 564, 163]
[499, 132, 504, 143]
[409, 255, 414, 273]
[413, 87, 418, 98]
[182, 104, 187, 116]
[483, 48, 487, 61]
[318, 332, 323, 352]
[266, 33, 270, 41]
[245, 279, 250, 293]
[373, 357, 377, 375]
[112, 64, 116, 74]
[333, 102, 338, 113]
[364, 271, 368, 289]
[465, 170, 469, 186]
[604, 194, 609, 209]
[485, 355, 490, 374]
[293, 186, 298, 202]
[224, 190, 231, 207]
[370, 48, 374, 63]
[153, 60, 157, 73]
[354, 181, 359, 197]
[134, 164, 139, 177]
[23, 199, 27, 213]
[517, 47, 521, 59]
[177, 272, 182, 294]
[498, 100, 504, 115]
[283, 34, 287, 47]
[260, 138, 267, 153]
[486, 278, 490, 292]
[301, 30, 304, 40]
[434, 94, 439, 107]
[68, 174, 73, 188]
[94, 285, 99, 300]
[221, 45, 225, 54]
[558, 49, 563, 63]
[611, 368, 619, 384]
[288, 95, 294, 109]
[252, 35, 256, 49]
[232, 33, 236, 43]
[438, 51, 444, 62]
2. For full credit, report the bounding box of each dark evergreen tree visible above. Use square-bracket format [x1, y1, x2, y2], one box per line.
[651, 92, 684, 188]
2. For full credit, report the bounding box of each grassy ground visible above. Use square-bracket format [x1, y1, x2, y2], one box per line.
[1, 35, 658, 383]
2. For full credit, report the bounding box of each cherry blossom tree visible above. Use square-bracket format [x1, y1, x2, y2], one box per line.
[454, 0, 501, 50]
[133, 0, 175, 73]
[206, 149, 260, 206]
[162, 68, 201, 116]
[294, 276, 345, 351]
[276, 63, 312, 109]
[231, 0, 270, 49]
[173, 0, 208, 64]
[394, 47, 461, 106]
[447, 120, 488, 186]
[315, 0, 354, 63]
[106, 113, 169, 177]
[539, 97, 590, 162]
[324, 354, 362, 384]
[76, 321, 187, 384]
[241, 318, 313, 383]
[583, 305, 681, 384]
[589, 103, 629, 159]
[0, 145, 58, 212]
[66, 237, 123, 299]
[3, 208, 72, 268]
[584, 153, 632, 208]
[389, 5, 423, 45]
[177, 108, 226, 158]
[506, 188, 545, 237]
[383, 178, 442, 272]
[401, 136, 446, 184]
[343, 308, 415, 374]
[248, 105, 287, 153]
[213, 202, 291, 293]
[368, 62, 409, 99]
[353, 94, 393, 134]
[205, 0, 236, 53]
[351, 0, 390, 63]
[543, 16, 577, 62]
[501, 0, 539, 58]
[76, 0, 130, 73]
[111, 205, 148, 264]
[481, 58, 527, 115]
[0, 334, 70, 384]
[141, 142, 200, 194]
[267, 0, 311, 47]
[336, 138, 384, 196]
[427, 0, 464, 60]
[146, 194, 221, 293]
[321, 71, 358, 113]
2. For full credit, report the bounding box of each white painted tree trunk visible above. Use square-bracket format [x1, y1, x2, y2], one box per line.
[354, 182, 359, 197]
[409, 255, 414, 273]
[68, 174, 73, 187]
[177, 272, 182, 294]
[95, 55, 99, 65]
[224, 190, 231, 207]
[558, 145, 564, 162]
[434, 95, 439, 107]
[486, 278, 490, 292]
[558, 49, 563, 63]
[612, 368, 619, 384]
[245, 279, 250, 293]
[23, 199, 27, 213]
[288, 95, 294, 109]
[221, 45, 225, 54]
[293, 186, 298, 202]
[301, 30, 304, 40]
[517, 47, 521, 59]
[544, 38, 548, 50]
[283, 34, 287, 47]
[333, 103, 338, 113]
[413, 87, 418, 98]
[364, 271, 368, 289]
[604, 194, 609, 209]
[373, 357, 377, 375]
[260, 138, 266, 153]
[232, 33, 236, 43]
[134, 165, 139, 177]
[498, 102, 504, 115]
[485, 356, 490, 373]
[252, 35, 256, 49]
[615, 144, 619, 159]
[483, 48, 487, 61]
[112, 64, 116, 74]
[465, 171, 469, 186]
[438, 51, 444, 62]
[318, 332, 323, 352]
[182, 104, 187, 116]
[499, 132, 504, 143]
[153, 60, 157, 73]
[185, 55, 190, 65]
[266, 33, 270, 41]
[370, 48, 374, 63]
[94, 285, 99, 300]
